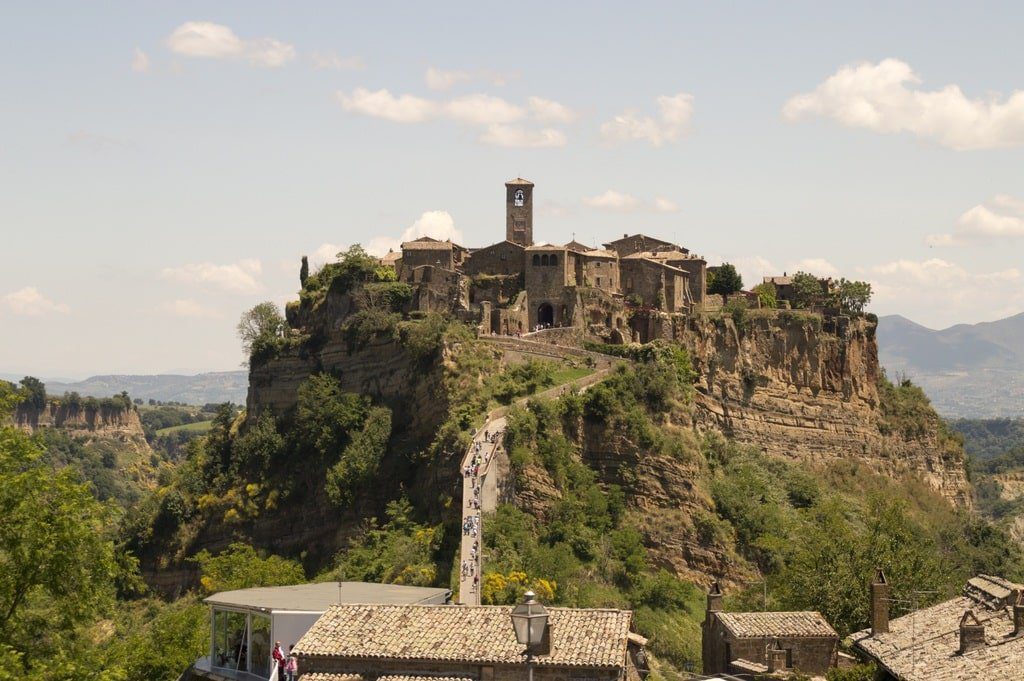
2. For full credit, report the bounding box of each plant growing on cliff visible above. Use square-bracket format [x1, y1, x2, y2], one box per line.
[237, 301, 286, 365]
[752, 281, 777, 309]
[18, 376, 46, 409]
[331, 497, 442, 586]
[326, 406, 393, 507]
[790, 271, 823, 309]
[835, 278, 873, 314]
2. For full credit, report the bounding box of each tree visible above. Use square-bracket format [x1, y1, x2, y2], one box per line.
[326, 406, 392, 507]
[237, 301, 285, 362]
[790, 271, 823, 309]
[193, 542, 305, 595]
[0, 384, 120, 664]
[708, 263, 743, 295]
[18, 376, 46, 409]
[752, 282, 777, 309]
[299, 255, 309, 287]
[836, 278, 873, 314]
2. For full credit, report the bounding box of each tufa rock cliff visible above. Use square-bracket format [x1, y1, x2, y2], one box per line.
[15, 400, 146, 438]
[648, 312, 971, 507]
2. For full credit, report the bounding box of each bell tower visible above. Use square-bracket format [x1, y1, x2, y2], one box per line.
[506, 178, 534, 246]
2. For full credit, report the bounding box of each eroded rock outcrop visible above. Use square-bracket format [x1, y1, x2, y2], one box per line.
[667, 314, 971, 508]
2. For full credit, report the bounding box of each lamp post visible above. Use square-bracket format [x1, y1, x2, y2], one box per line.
[510, 590, 549, 681]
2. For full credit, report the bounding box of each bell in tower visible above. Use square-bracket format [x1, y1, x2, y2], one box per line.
[505, 178, 534, 247]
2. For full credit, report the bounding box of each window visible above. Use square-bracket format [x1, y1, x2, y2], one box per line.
[596, 276, 602, 287]
[550, 254, 558, 266]
[532, 254, 540, 266]
[595, 261, 601, 267]
[541, 254, 549, 266]
[514, 189, 525, 207]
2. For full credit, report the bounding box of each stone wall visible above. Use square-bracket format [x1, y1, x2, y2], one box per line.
[525, 248, 576, 328]
[465, 240, 525, 277]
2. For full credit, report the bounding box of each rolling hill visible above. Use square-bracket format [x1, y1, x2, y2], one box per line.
[2, 371, 248, 406]
[877, 312, 1024, 418]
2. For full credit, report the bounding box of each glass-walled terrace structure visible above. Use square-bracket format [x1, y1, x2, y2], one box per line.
[192, 582, 451, 681]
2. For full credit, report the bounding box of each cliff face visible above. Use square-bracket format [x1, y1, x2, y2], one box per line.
[246, 334, 447, 442]
[15, 401, 145, 437]
[669, 314, 971, 507]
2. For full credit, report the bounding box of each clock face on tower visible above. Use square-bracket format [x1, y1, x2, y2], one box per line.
[514, 189, 525, 207]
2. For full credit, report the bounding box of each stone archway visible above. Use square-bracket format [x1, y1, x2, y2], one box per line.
[537, 303, 554, 327]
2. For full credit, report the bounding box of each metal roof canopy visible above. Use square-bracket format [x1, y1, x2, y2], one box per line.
[204, 582, 451, 614]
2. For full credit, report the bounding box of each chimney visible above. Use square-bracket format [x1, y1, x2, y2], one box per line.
[766, 640, 787, 673]
[706, 581, 723, 617]
[1013, 592, 1024, 637]
[959, 610, 986, 654]
[870, 568, 890, 635]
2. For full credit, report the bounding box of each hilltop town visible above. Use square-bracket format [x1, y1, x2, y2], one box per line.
[369, 178, 847, 343]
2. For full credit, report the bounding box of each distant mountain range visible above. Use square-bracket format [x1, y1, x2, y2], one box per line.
[1, 371, 248, 406]
[877, 312, 1024, 418]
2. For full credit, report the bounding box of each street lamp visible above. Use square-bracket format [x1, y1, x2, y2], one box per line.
[510, 590, 549, 681]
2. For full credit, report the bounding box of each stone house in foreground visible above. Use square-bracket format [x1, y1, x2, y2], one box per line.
[849, 572, 1024, 680]
[701, 582, 839, 678]
[294, 603, 648, 681]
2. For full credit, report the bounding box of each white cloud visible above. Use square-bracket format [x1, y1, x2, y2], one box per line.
[783, 59, 1024, 150]
[309, 243, 346, 267]
[600, 93, 695, 147]
[788, 258, 839, 277]
[131, 47, 150, 73]
[166, 21, 295, 68]
[709, 255, 778, 290]
[425, 67, 471, 91]
[161, 259, 262, 293]
[1, 287, 70, 316]
[337, 88, 573, 147]
[478, 124, 566, 148]
[444, 94, 524, 125]
[868, 258, 1024, 325]
[528, 96, 577, 124]
[163, 299, 219, 319]
[928, 194, 1024, 245]
[653, 197, 680, 213]
[401, 210, 463, 243]
[584, 191, 680, 213]
[310, 51, 364, 71]
[337, 88, 437, 123]
[584, 190, 641, 212]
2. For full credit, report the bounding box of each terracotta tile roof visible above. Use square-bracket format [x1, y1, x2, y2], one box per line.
[581, 249, 617, 259]
[564, 240, 592, 253]
[379, 677, 473, 681]
[294, 604, 633, 669]
[402, 241, 454, 250]
[505, 177, 534, 185]
[850, 576, 1024, 681]
[300, 675, 364, 681]
[716, 611, 837, 638]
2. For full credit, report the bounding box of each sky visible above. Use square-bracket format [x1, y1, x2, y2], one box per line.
[2, 1, 1023, 378]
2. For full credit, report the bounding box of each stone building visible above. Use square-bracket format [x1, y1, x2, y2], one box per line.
[505, 177, 534, 247]
[393, 178, 710, 337]
[701, 582, 839, 677]
[293, 603, 649, 681]
[398, 237, 468, 278]
[849, 572, 1024, 680]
